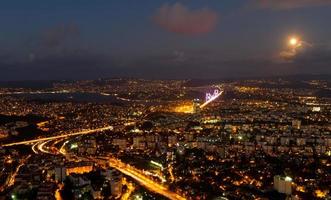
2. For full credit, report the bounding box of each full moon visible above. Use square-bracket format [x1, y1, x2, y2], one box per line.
[289, 37, 298, 46]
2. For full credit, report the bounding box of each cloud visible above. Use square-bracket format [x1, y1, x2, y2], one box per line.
[0, 52, 115, 81]
[256, 0, 331, 9]
[41, 23, 80, 48]
[279, 40, 313, 61]
[173, 50, 187, 62]
[293, 44, 331, 63]
[279, 48, 298, 61]
[278, 42, 331, 73]
[26, 23, 88, 61]
[0, 23, 112, 80]
[153, 3, 218, 35]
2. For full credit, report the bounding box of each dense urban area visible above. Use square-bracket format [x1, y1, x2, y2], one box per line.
[0, 77, 330, 200]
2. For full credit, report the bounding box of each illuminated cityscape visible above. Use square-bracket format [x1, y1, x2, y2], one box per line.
[0, 1, 331, 200]
[0, 78, 330, 200]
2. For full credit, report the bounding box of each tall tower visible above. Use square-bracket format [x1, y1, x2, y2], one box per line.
[193, 98, 201, 113]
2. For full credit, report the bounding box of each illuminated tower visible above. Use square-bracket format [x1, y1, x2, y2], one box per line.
[193, 98, 201, 113]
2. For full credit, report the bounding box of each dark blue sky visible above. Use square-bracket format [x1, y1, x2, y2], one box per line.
[1, 0, 331, 80]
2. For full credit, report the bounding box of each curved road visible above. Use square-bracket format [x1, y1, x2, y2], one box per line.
[2, 126, 113, 147]
[2, 125, 186, 200]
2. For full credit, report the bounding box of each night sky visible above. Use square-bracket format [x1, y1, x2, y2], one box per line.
[1, 0, 331, 80]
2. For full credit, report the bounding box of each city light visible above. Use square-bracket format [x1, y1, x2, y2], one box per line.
[70, 143, 78, 149]
[200, 89, 223, 108]
[1, 78, 329, 200]
[2, 126, 114, 147]
[285, 176, 292, 182]
[174, 103, 194, 113]
[150, 161, 164, 170]
[0, 1, 329, 199]
[289, 37, 299, 46]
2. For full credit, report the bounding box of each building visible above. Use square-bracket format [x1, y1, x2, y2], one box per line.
[55, 166, 66, 182]
[109, 169, 123, 197]
[168, 135, 178, 147]
[193, 99, 201, 113]
[66, 162, 93, 175]
[113, 138, 127, 150]
[292, 120, 301, 130]
[274, 175, 292, 195]
[133, 136, 145, 150]
[36, 182, 56, 200]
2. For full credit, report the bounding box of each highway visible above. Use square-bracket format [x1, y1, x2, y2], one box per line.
[37, 140, 54, 154]
[59, 143, 185, 200]
[2, 126, 113, 147]
[3, 124, 186, 200]
[71, 154, 185, 200]
[90, 157, 186, 200]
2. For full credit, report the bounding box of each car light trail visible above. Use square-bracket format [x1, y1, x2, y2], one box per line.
[32, 142, 40, 154]
[2, 126, 113, 147]
[38, 140, 54, 154]
[15, 127, 184, 200]
[107, 158, 186, 200]
[121, 178, 135, 200]
[59, 141, 69, 155]
[168, 165, 175, 182]
[0, 155, 31, 192]
[55, 183, 63, 200]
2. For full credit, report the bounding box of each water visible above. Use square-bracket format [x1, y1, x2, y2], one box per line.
[9, 92, 123, 104]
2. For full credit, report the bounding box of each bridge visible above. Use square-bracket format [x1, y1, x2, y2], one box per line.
[199, 88, 223, 109]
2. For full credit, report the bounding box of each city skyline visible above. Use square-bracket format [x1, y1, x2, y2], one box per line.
[0, 78, 330, 199]
[0, 1, 330, 200]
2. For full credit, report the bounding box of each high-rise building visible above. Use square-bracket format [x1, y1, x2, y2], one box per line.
[55, 166, 66, 182]
[274, 175, 292, 195]
[292, 120, 301, 130]
[193, 99, 201, 113]
[110, 170, 122, 197]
